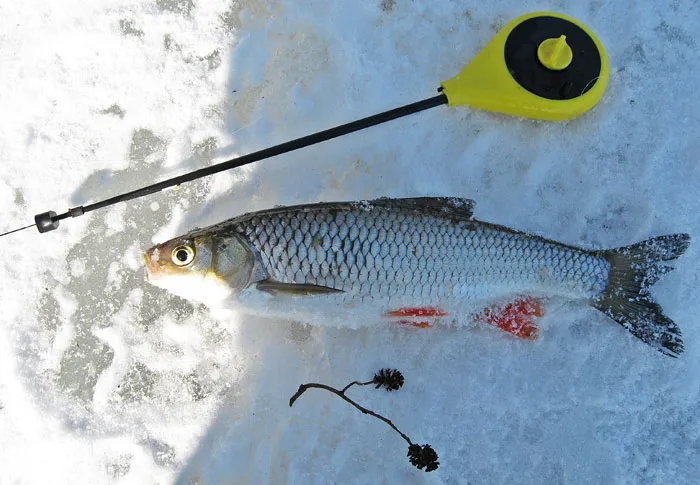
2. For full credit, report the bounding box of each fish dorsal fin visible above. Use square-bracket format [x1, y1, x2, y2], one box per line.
[256, 280, 344, 295]
[364, 197, 475, 220]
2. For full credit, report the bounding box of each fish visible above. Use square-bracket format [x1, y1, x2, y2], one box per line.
[143, 197, 689, 357]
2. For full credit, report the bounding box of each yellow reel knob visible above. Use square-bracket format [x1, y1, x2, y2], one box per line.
[537, 35, 573, 71]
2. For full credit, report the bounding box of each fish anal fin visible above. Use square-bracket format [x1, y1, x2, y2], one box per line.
[384, 306, 448, 318]
[477, 297, 543, 340]
[394, 320, 433, 328]
[255, 280, 344, 295]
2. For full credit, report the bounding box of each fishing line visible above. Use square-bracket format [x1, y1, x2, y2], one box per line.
[0, 223, 36, 237]
[1, 11, 608, 238]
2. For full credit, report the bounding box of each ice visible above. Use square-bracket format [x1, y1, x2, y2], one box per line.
[1, 0, 699, 483]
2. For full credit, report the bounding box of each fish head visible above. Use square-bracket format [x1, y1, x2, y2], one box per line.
[143, 233, 256, 305]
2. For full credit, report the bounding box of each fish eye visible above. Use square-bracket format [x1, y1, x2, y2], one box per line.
[171, 245, 195, 266]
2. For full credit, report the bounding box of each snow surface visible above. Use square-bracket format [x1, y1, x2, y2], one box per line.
[1, 0, 699, 483]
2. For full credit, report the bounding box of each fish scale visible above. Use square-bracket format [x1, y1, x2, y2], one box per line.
[234, 204, 610, 302]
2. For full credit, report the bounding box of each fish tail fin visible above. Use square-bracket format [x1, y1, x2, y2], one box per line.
[593, 234, 690, 358]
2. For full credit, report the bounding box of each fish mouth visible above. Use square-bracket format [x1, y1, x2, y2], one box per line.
[143, 247, 159, 280]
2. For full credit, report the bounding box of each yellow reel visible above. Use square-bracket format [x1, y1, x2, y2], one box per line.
[440, 12, 609, 120]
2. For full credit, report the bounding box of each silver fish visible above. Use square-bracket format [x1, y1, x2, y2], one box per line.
[143, 197, 689, 357]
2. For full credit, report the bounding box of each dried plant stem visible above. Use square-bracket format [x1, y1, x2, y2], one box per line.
[341, 380, 374, 393]
[289, 381, 413, 445]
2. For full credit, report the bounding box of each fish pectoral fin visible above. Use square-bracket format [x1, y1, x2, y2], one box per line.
[255, 279, 344, 296]
[475, 296, 543, 340]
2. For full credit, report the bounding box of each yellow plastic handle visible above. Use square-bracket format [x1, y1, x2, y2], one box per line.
[440, 12, 609, 120]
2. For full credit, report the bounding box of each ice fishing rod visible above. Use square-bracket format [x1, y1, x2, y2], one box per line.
[1, 11, 608, 238]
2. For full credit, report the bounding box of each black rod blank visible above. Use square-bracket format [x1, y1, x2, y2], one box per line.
[32, 93, 447, 234]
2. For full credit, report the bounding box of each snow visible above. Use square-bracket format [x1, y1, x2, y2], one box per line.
[1, 0, 699, 483]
